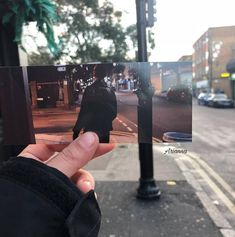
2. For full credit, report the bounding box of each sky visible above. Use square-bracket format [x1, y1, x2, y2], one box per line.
[110, 0, 235, 62]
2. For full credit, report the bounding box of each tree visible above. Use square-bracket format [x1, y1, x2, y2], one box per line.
[28, 0, 138, 64]
[28, 47, 56, 65]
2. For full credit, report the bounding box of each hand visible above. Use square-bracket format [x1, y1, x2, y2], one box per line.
[18, 132, 115, 194]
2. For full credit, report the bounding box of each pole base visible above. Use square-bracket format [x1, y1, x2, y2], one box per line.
[137, 178, 161, 200]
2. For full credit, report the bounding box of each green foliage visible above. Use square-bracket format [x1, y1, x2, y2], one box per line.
[27, 0, 155, 64]
[0, 0, 59, 56]
[52, 0, 137, 63]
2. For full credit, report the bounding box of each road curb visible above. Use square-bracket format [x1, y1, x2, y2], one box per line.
[178, 155, 235, 237]
[153, 144, 235, 237]
[175, 157, 232, 230]
[195, 191, 232, 229]
[220, 229, 235, 237]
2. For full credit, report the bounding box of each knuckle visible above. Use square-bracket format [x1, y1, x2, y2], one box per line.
[60, 148, 77, 165]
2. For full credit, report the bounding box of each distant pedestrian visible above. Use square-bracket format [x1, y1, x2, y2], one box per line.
[58, 82, 64, 101]
[73, 80, 82, 104]
[73, 64, 117, 143]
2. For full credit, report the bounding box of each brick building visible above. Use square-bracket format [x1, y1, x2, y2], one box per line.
[193, 25, 235, 98]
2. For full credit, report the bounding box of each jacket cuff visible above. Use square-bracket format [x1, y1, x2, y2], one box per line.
[67, 190, 101, 237]
[0, 157, 101, 237]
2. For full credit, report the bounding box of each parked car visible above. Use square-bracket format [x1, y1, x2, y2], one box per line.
[167, 86, 192, 103]
[156, 90, 168, 98]
[207, 93, 234, 108]
[197, 92, 211, 105]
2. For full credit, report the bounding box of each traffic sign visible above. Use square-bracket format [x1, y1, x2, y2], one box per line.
[57, 66, 66, 72]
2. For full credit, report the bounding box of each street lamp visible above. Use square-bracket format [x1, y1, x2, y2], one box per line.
[135, 0, 160, 200]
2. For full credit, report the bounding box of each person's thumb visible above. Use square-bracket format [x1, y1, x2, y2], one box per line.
[47, 132, 99, 177]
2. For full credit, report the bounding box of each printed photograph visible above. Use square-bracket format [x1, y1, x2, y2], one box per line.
[0, 62, 192, 145]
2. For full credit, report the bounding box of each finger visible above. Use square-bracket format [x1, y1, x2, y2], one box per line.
[18, 142, 116, 162]
[72, 169, 95, 193]
[18, 144, 67, 162]
[47, 132, 99, 177]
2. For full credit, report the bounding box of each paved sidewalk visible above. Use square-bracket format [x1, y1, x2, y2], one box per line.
[84, 144, 234, 237]
[97, 181, 221, 237]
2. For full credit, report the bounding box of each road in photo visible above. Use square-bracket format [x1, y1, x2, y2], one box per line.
[111, 91, 192, 142]
[114, 91, 192, 141]
[32, 90, 192, 144]
[114, 91, 138, 140]
[32, 91, 139, 144]
[153, 96, 192, 140]
[33, 91, 138, 144]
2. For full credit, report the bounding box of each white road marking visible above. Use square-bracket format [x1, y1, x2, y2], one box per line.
[117, 114, 138, 128]
[188, 152, 235, 200]
[192, 131, 218, 149]
[127, 127, 133, 132]
[193, 130, 233, 149]
[182, 155, 235, 215]
[154, 144, 235, 215]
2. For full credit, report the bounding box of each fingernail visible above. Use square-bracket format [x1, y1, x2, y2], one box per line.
[82, 180, 93, 190]
[79, 132, 97, 148]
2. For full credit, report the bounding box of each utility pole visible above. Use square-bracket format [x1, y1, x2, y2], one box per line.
[135, 0, 160, 199]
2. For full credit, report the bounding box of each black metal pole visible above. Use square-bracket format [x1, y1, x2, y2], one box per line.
[136, 0, 160, 199]
[136, 0, 148, 62]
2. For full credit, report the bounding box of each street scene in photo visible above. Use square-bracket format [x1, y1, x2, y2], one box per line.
[152, 62, 192, 142]
[0, 62, 192, 145]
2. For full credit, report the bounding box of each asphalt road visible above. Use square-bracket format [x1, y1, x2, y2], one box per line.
[116, 92, 192, 140]
[182, 99, 235, 190]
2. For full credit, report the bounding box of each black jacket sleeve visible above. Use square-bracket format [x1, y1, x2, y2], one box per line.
[0, 157, 101, 237]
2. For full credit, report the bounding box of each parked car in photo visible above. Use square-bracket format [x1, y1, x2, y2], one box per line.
[207, 93, 234, 108]
[197, 92, 211, 105]
[156, 90, 168, 98]
[167, 86, 192, 103]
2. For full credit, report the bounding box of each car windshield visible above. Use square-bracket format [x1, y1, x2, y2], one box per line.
[213, 94, 227, 99]
[199, 93, 206, 96]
